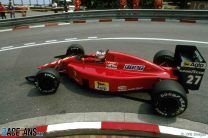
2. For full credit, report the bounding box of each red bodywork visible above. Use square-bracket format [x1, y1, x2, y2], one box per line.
[38, 51, 178, 92]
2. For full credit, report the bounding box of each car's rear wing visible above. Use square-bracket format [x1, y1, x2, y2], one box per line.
[174, 45, 206, 91]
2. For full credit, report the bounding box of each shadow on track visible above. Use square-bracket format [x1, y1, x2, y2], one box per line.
[62, 76, 152, 104]
[26, 76, 152, 104]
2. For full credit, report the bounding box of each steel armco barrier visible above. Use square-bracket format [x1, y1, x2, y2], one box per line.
[0, 9, 208, 27]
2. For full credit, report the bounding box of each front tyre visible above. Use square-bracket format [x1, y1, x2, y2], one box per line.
[151, 80, 187, 117]
[35, 68, 60, 94]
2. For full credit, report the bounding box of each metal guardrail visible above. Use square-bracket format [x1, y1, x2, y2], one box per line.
[0, 9, 208, 27]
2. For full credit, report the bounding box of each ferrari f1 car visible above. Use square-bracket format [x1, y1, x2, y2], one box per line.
[26, 44, 206, 117]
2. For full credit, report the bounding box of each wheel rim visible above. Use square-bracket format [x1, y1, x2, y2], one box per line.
[157, 56, 174, 67]
[159, 61, 170, 67]
[157, 97, 180, 115]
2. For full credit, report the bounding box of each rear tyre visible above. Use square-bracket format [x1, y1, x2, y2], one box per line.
[151, 80, 187, 117]
[35, 68, 60, 94]
[153, 50, 175, 67]
[66, 44, 85, 56]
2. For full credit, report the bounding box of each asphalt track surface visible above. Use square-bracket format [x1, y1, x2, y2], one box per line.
[0, 21, 208, 126]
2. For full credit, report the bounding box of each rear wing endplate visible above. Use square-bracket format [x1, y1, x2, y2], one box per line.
[174, 45, 206, 90]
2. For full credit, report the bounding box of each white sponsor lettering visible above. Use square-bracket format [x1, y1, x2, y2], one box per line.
[106, 62, 118, 69]
[155, 92, 186, 116]
[118, 86, 127, 91]
[127, 87, 143, 91]
[124, 64, 145, 71]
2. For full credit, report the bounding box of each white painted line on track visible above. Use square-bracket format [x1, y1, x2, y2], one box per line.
[58, 23, 71, 26]
[29, 25, 45, 29]
[88, 36, 98, 39]
[24, 42, 36, 45]
[45, 40, 57, 43]
[1, 46, 14, 50]
[47, 122, 101, 132]
[98, 37, 208, 44]
[0, 29, 13, 32]
[64, 38, 77, 41]
[0, 37, 208, 52]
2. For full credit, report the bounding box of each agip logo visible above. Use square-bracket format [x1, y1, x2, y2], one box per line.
[183, 61, 191, 67]
[181, 61, 206, 69]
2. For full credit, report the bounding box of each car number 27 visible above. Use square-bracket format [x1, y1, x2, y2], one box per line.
[187, 75, 202, 85]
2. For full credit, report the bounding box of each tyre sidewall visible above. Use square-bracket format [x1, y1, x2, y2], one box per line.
[153, 90, 187, 117]
[35, 72, 59, 93]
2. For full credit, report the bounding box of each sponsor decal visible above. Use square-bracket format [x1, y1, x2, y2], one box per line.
[94, 81, 109, 91]
[179, 69, 204, 75]
[106, 61, 118, 69]
[73, 70, 80, 82]
[124, 64, 145, 71]
[127, 87, 143, 91]
[181, 61, 206, 69]
[118, 86, 127, 91]
[73, 70, 77, 78]
[44, 73, 55, 79]
[194, 51, 203, 62]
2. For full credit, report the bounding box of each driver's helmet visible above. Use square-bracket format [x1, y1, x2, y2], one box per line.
[96, 50, 106, 60]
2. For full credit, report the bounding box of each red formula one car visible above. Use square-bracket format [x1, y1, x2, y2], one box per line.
[26, 44, 206, 117]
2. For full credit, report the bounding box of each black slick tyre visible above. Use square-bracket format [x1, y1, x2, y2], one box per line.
[153, 50, 175, 67]
[151, 80, 187, 117]
[35, 68, 60, 94]
[66, 44, 85, 56]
